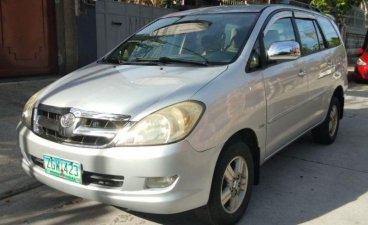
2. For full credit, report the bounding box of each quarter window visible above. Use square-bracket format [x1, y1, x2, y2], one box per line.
[317, 17, 341, 48]
[295, 19, 319, 54]
[247, 40, 261, 72]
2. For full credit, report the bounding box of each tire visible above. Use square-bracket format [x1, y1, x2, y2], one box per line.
[312, 97, 341, 145]
[196, 141, 254, 225]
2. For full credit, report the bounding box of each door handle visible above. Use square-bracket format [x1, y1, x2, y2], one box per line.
[298, 70, 307, 77]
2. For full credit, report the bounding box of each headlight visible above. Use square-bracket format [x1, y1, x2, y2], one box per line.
[22, 91, 41, 129]
[357, 58, 367, 66]
[115, 101, 204, 146]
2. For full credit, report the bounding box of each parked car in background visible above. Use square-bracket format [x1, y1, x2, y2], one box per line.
[355, 48, 368, 81]
[18, 3, 347, 225]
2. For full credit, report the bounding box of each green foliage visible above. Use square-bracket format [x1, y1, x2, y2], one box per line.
[310, 0, 360, 17]
[310, 0, 330, 13]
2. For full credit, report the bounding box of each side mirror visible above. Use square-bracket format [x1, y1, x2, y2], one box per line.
[268, 41, 301, 61]
[357, 48, 364, 55]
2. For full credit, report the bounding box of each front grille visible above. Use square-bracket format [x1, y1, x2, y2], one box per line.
[31, 156, 124, 188]
[33, 104, 130, 147]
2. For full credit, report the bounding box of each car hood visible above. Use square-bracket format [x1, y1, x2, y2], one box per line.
[37, 63, 227, 119]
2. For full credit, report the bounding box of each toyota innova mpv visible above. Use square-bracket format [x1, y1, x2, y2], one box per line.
[18, 4, 348, 225]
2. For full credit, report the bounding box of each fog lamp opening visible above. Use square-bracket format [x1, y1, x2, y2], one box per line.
[145, 175, 178, 189]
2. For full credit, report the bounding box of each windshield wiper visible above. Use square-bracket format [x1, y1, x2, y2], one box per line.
[135, 57, 209, 66]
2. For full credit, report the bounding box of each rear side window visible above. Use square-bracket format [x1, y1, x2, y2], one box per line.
[317, 17, 341, 48]
[313, 21, 325, 50]
[295, 19, 319, 54]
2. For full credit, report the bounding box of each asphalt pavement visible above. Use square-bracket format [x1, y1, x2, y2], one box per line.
[0, 77, 57, 200]
[0, 75, 367, 225]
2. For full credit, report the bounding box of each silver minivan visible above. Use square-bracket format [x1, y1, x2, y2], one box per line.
[18, 4, 347, 225]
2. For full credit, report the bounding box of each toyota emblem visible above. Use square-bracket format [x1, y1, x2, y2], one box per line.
[60, 113, 76, 128]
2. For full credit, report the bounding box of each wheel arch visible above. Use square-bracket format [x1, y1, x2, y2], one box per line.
[221, 128, 260, 185]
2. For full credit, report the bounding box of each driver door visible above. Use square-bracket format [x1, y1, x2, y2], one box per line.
[262, 12, 310, 155]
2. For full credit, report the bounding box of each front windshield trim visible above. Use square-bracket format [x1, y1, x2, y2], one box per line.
[101, 12, 260, 66]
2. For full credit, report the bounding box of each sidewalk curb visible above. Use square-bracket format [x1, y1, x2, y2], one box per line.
[0, 75, 59, 85]
[0, 78, 57, 87]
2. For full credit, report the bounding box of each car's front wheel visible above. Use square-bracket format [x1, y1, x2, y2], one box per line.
[197, 140, 254, 225]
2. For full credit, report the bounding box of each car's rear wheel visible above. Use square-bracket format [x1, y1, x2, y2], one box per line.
[312, 96, 340, 145]
[197, 141, 254, 225]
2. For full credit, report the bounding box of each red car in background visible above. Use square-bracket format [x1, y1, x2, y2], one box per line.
[355, 48, 368, 81]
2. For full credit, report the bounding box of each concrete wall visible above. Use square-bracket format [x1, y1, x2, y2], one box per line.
[95, 0, 176, 58]
[54, 0, 79, 74]
[76, 3, 97, 68]
[54, 0, 175, 73]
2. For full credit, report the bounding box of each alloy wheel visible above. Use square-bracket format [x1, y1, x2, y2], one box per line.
[328, 105, 338, 137]
[220, 156, 248, 214]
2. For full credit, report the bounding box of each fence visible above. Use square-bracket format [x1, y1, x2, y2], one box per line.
[345, 6, 368, 64]
[95, 0, 176, 57]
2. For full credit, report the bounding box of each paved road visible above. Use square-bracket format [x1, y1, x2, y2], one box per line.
[0, 78, 56, 198]
[1, 79, 368, 225]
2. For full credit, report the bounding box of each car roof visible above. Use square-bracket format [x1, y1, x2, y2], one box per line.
[163, 4, 327, 19]
[163, 5, 268, 17]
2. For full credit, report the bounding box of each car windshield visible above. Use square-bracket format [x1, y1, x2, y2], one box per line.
[103, 13, 258, 66]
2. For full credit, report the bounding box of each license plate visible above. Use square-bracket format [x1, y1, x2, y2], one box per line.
[43, 155, 82, 184]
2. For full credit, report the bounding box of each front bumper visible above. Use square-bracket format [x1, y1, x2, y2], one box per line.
[18, 123, 220, 214]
